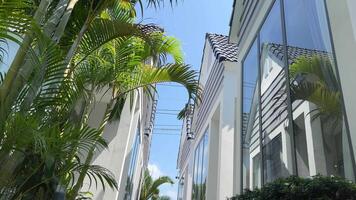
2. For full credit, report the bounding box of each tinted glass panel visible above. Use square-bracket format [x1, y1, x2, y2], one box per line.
[191, 130, 209, 199]
[263, 134, 283, 183]
[242, 39, 260, 190]
[252, 153, 261, 188]
[285, 0, 355, 180]
[124, 122, 141, 200]
[259, 0, 289, 183]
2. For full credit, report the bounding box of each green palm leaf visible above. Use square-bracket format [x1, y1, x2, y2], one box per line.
[109, 63, 201, 121]
[140, 169, 174, 200]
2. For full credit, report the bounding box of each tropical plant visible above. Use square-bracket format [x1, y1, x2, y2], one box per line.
[289, 56, 342, 123]
[230, 175, 356, 200]
[0, 0, 200, 199]
[288, 56, 345, 176]
[140, 169, 174, 200]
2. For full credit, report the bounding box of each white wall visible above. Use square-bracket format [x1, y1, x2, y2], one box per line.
[82, 89, 153, 200]
[326, 0, 356, 163]
[347, 0, 356, 41]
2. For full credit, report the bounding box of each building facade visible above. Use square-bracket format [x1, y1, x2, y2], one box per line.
[232, 0, 356, 194]
[177, 0, 356, 199]
[176, 33, 238, 200]
[84, 88, 157, 200]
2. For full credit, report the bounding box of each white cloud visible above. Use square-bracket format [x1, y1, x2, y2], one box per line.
[162, 190, 177, 199]
[147, 163, 164, 179]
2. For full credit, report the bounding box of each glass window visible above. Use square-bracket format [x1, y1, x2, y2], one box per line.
[191, 130, 209, 200]
[124, 122, 141, 200]
[263, 134, 283, 183]
[294, 114, 310, 177]
[201, 133, 209, 199]
[259, 0, 289, 184]
[252, 153, 261, 188]
[242, 39, 260, 190]
[177, 178, 184, 200]
[240, 0, 356, 193]
[259, 0, 286, 152]
[284, 0, 355, 180]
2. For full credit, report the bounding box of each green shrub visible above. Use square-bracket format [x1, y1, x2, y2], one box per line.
[231, 175, 356, 200]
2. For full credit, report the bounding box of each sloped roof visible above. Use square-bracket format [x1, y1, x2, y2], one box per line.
[137, 23, 164, 35]
[266, 43, 331, 65]
[206, 33, 238, 62]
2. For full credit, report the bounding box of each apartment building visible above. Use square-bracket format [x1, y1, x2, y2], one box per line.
[177, 33, 238, 200]
[177, 0, 356, 199]
[84, 88, 157, 200]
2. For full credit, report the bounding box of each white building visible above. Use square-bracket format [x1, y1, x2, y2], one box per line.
[177, 0, 356, 199]
[177, 33, 238, 200]
[84, 88, 157, 200]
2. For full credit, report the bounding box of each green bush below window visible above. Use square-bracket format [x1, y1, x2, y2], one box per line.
[231, 175, 356, 200]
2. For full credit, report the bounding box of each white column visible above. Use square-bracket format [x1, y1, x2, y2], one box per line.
[304, 103, 327, 176]
[216, 62, 237, 199]
[206, 108, 220, 200]
[326, 0, 356, 162]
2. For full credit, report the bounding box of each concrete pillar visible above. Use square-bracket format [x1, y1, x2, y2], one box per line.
[206, 107, 220, 200]
[216, 62, 237, 199]
[233, 61, 243, 195]
[304, 103, 327, 176]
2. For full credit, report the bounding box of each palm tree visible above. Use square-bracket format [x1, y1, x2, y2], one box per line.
[0, 0, 181, 131]
[67, 35, 200, 199]
[0, 1, 200, 199]
[289, 55, 345, 176]
[140, 170, 174, 200]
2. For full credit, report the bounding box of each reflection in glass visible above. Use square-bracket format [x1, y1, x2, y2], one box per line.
[124, 122, 141, 200]
[177, 178, 184, 200]
[252, 154, 261, 188]
[242, 39, 260, 190]
[284, 0, 355, 180]
[191, 130, 209, 199]
[259, 0, 289, 183]
[294, 115, 310, 177]
[263, 134, 283, 183]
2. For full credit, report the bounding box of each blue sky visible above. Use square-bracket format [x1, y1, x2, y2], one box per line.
[138, 0, 233, 198]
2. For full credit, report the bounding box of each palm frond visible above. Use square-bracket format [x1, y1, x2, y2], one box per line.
[142, 32, 183, 65]
[68, 164, 118, 191]
[143, 0, 178, 8]
[74, 18, 141, 67]
[0, 72, 6, 85]
[109, 64, 201, 121]
[140, 169, 173, 200]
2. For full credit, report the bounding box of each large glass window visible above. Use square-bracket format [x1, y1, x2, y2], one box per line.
[191, 130, 209, 200]
[124, 122, 141, 200]
[240, 0, 356, 192]
[259, 0, 289, 183]
[177, 178, 184, 200]
[294, 114, 310, 177]
[242, 39, 260, 190]
[252, 153, 261, 188]
[284, 0, 355, 180]
[263, 134, 283, 183]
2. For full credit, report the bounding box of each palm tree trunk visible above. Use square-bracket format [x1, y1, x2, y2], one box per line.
[0, 0, 52, 126]
[65, 16, 90, 67]
[20, 0, 80, 111]
[45, 0, 79, 42]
